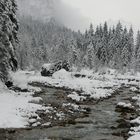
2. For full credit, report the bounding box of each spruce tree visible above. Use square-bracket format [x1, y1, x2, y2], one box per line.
[134, 31, 140, 71]
[0, 0, 18, 82]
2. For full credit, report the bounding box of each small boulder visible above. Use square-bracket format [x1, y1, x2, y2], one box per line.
[5, 81, 13, 88]
[115, 102, 135, 113]
[41, 61, 71, 77]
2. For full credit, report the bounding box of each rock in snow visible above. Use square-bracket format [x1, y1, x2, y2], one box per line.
[41, 61, 70, 77]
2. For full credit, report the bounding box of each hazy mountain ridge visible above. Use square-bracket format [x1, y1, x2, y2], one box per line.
[16, 0, 90, 31]
[17, 0, 59, 22]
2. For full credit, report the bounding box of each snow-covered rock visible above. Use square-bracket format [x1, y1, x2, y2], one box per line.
[117, 102, 134, 108]
[32, 122, 41, 127]
[42, 122, 51, 127]
[130, 117, 140, 125]
[63, 103, 79, 111]
[67, 92, 86, 101]
[28, 119, 36, 124]
[130, 87, 138, 92]
[41, 61, 70, 77]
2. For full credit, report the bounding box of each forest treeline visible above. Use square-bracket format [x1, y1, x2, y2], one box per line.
[17, 16, 140, 72]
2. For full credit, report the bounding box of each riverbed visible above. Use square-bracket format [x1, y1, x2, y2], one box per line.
[0, 85, 139, 140]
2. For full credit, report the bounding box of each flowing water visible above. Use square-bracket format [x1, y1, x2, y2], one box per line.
[1, 86, 138, 140]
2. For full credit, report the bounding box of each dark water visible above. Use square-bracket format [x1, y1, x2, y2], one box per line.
[1, 86, 138, 140]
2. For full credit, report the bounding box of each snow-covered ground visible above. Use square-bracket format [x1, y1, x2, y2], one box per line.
[0, 80, 43, 128]
[1, 68, 140, 140]
[128, 134, 140, 140]
[28, 69, 120, 99]
[25, 68, 140, 140]
[25, 68, 140, 100]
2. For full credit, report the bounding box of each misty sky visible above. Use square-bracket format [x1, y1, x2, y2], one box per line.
[62, 0, 140, 32]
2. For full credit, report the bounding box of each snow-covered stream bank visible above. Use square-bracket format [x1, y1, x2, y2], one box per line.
[1, 69, 140, 139]
[0, 81, 43, 128]
[1, 86, 139, 140]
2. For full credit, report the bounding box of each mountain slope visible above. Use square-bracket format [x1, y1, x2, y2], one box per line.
[17, 0, 59, 22]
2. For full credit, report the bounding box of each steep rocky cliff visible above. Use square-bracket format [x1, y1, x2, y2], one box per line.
[0, 0, 18, 82]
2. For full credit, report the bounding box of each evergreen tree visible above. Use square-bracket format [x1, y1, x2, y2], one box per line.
[133, 31, 140, 71]
[88, 23, 94, 39]
[128, 27, 134, 61]
[87, 43, 94, 68]
[135, 31, 140, 59]
[0, 0, 18, 81]
[112, 22, 123, 68]
[121, 27, 129, 67]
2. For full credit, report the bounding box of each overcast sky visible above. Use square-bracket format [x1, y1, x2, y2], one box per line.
[61, 0, 140, 32]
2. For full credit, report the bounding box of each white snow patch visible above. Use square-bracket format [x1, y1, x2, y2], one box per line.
[44, 106, 54, 114]
[52, 69, 71, 79]
[28, 119, 36, 124]
[90, 88, 113, 99]
[75, 68, 93, 77]
[0, 79, 43, 128]
[68, 92, 86, 101]
[130, 87, 138, 92]
[56, 112, 65, 120]
[63, 103, 79, 110]
[0, 91, 42, 128]
[130, 117, 140, 125]
[117, 102, 134, 108]
[28, 86, 42, 92]
[128, 134, 140, 140]
[42, 122, 51, 126]
[42, 63, 52, 70]
[29, 97, 43, 104]
[32, 122, 41, 127]
[10, 70, 36, 89]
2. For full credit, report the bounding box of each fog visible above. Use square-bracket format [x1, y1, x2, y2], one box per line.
[17, 0, 140, 32]
[17, 0, 90, 31]
[62, 0, 140, 32]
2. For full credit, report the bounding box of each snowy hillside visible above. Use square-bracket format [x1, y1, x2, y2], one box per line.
[17, 0, 59, 21]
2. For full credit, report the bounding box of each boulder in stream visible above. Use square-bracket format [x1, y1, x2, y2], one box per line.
[115, 102, 135, 113]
